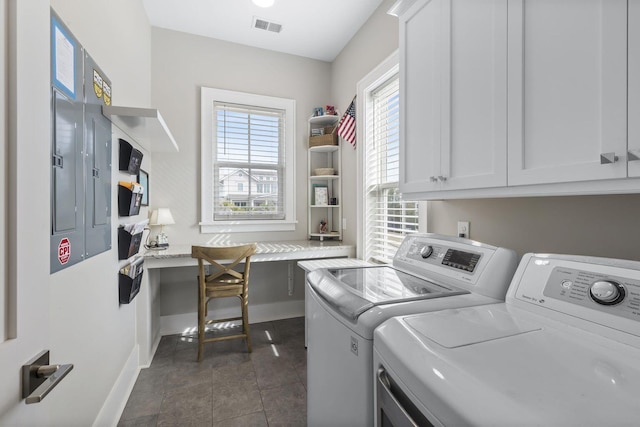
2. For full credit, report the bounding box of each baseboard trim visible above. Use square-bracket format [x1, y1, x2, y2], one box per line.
[159, 299, 305, 336]
[92, 345, 140, 427]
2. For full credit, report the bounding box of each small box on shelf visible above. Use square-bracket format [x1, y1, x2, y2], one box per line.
[309, 126, 338, 147]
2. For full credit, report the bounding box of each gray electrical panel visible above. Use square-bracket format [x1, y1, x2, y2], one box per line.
[84, 52, 112, 258]
[50, 11, 112, 273]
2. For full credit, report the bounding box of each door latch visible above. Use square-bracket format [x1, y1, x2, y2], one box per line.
[22, 350, 73, 404]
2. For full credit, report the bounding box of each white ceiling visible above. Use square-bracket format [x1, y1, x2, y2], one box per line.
[142, 0, 385, 62]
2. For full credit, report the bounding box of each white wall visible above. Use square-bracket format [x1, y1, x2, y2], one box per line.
[330, 0, 399, 246]
[148, 28, 334, 320]
[150, 27, 332, 245]
[3, 1, 152, 425]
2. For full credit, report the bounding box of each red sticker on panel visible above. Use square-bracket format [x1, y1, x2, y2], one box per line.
[58, 237, 71, 264]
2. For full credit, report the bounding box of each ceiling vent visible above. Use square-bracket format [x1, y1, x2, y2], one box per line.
[252, 17, 282, 33]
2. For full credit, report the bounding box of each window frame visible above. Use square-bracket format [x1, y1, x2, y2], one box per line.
[356, 51, 427, 262]
[200, 87, 296, 233]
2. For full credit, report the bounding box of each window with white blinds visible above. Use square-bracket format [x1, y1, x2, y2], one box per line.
[200, 87, 296, 233]
[364, 74, 420, 264]
[214, 102, 285, 220]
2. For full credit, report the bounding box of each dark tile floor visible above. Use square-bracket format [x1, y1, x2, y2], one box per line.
[118, 317, 307, 427]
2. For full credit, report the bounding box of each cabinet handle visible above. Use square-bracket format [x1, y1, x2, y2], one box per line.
[628, 150, 640, 162]
[438, 175, 447, 182]
[600, 153, 618, 164]
[429, 176, 438, 182]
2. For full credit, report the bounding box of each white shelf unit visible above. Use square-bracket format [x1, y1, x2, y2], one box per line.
[308, 115, 341, 241]
[102, 105, 179, 153]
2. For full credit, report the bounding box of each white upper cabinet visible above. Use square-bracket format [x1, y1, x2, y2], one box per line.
[394, 0, 640, 199]
[443, 0, 507, 190]
[507, 0, 628, 186]
[399, 0, 507, 195]
[399, 0, 441, 194]
[630, 0, 640, 177]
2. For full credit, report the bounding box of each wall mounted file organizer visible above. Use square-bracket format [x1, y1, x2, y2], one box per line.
[118, 257, 144, 304]
[118, 227, 143, 260]
[118, 184, 143, 216]
[118, 139, 143, 175]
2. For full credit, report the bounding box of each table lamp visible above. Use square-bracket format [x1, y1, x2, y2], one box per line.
[150, 208, 175, 247]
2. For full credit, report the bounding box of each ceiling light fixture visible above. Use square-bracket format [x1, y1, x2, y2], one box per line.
[252, 0, 275, 8]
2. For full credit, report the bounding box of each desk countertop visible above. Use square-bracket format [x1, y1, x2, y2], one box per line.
[142, 240, 356, 269]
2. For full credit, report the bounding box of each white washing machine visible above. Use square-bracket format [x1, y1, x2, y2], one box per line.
[306, 234, 518, 427]
[374, 253, 640, 426]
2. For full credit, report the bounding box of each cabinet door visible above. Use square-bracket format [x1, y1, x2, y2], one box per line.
[630, 0, 640, 177]
[399, 0, 442, 194]
[440, 0, 507, 190]
[508, 0, 627, 186]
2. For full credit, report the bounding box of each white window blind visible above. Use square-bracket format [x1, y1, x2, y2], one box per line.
[214, 102, 285, 221]
[365, 75, 420, 264]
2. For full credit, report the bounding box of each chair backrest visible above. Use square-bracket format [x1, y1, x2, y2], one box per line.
[191, 244, 257, 287]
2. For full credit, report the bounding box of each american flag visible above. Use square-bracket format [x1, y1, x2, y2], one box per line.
[337, 97, 356, 148]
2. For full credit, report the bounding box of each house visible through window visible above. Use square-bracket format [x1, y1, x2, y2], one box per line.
[360, 54, 424, 264]
[215, 103, 284, 220]
[200, 87, 296, 233]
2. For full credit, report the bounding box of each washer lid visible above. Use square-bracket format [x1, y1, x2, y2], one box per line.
[405, 306, 541, 348]
[308, 266, 468, 321]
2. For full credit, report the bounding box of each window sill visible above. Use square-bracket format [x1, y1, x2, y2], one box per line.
[199, 220, 298, 233]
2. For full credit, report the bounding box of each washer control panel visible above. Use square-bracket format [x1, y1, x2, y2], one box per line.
[400, 241, 482, 274]
[391, 234, 518, 299]
[508, 255, 640, 329]
[541, 267, 640, 321]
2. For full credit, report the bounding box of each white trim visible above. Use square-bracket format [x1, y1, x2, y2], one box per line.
[0, 0, 6, 343]
[199, 220, 297, 233]
[200, 87, 296, 233]
[93, 346, 140, 427]
[356, 51, 400, 260]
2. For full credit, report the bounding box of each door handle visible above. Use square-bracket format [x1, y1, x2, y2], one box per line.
[22, 350, 73, 404]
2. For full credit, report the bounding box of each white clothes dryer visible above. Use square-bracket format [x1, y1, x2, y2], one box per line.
[374, 253, 640, 426]
[306, 234, 518, 427]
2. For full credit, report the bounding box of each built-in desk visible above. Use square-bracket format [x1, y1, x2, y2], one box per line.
[136, 240, 355, 366]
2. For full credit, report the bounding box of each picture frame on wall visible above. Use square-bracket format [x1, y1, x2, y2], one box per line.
[138, 169, 149, 206]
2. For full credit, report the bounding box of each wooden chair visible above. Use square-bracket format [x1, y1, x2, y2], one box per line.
[191, 243, 257, 362]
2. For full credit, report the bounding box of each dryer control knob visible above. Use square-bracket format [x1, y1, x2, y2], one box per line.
[420, 245, 434, 259]
[590, 280, 625, 305]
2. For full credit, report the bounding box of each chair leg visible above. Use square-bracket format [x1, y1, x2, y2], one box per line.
[242, 295, 252, 353]
[197, 295, 205, 362]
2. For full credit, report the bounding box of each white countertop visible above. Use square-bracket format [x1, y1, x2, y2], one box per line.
[142, 240, 356, 269]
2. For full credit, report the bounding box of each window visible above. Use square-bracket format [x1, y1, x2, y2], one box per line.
[358, 52, 426, 264]
[200, 87, 296, 233]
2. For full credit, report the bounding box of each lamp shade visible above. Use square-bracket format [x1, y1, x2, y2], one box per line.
[150, 208, 175, 226]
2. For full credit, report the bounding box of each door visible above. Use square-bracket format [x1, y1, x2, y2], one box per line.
[399, 0, 442, 194]
[630, 0, 640, 177]
[0, 0, 52, 424]
[440, 0, 507, 190]
[507, 0, 628, 186]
